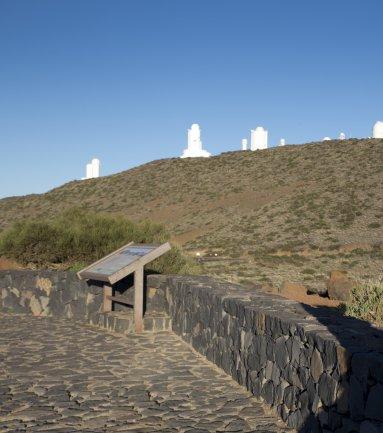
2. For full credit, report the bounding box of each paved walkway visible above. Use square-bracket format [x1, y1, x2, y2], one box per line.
[0, 314, 293, 433]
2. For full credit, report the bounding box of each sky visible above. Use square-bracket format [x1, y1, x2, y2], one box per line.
[0, 0, 382, 198]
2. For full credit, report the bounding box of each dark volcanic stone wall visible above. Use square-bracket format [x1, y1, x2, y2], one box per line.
[0, 270, 104, 323]
[147, 275, 383, 433]
[0, 270, 169, 322]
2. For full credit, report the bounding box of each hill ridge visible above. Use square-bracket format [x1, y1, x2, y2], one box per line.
[1, 138, 382, 292]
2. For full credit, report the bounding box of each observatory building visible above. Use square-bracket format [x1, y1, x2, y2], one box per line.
[181, 124, 211, 158]
[279, 138, 286, 147]
[241, 138, 248, 150]
[250, 126, 268, 150]
[84, 158, 100, 179]
[373, 121, 383, 139]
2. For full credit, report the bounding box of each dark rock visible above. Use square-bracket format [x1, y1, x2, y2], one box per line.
[298, 366, 310, 388]
[283, 364, 302, 389]
[283, 385, 299, 410]
[275, 336, 289, 369]
[287, 409, 303, 429]
[328, 408, 343, 430]
[322, 339, 337, 372]
[349, 375, 366, 421]
[274, 379, 289, 405]
[261, 380, 274, 405]
[337, 379, 350, 414]
[287, 336, 303, 366]
[359, 420, 380, 433]
[318, 372, 338, 406]
[365, 383, 383, 421]
[310, 348, 324, 382]
[298, 390, 309, 411]
[369, 353, 383, 382]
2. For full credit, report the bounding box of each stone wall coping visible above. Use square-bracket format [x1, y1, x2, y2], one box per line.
[147, 274, 383, 355]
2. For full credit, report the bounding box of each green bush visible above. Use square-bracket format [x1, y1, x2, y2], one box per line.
[0, 208, 199, 275]
[368, 222, 381, 229]
[345, 277, 383, 326]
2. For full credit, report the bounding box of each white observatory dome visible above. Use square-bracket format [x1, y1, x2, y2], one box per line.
[373, 121, 383, 139]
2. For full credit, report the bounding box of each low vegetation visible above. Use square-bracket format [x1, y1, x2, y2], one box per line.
[345, 277, 383, 326]
[0, 208, 199, 275]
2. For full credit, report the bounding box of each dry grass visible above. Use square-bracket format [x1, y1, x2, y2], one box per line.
[345, 277, 383, 326]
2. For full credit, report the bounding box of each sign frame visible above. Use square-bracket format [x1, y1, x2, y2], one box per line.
[77, 241, 171, 332]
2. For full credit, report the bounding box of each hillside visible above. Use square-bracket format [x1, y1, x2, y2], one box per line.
[1, 138, 383, 293]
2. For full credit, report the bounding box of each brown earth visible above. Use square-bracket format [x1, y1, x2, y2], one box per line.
[0, 257, 22, 270]
[276, 281, 341, 308]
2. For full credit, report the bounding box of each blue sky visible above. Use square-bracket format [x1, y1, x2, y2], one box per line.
[0, 0, 382, 198]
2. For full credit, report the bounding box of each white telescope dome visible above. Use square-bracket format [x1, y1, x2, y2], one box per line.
[250, 126, 268, 150]
[181, 123, 211, 158]
[373, 121, 383, 139]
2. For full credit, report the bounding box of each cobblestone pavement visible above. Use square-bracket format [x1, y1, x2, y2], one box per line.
[0, 314, 294, 433]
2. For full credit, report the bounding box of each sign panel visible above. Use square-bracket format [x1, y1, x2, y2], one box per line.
[87, 245, 156, 277]
[77, 242, 171, 284]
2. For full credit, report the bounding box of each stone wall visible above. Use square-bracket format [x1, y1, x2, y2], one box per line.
[0, 270, 104, 323]
[147, 274, 383, 433]
[0, 270, 168, 323]
[1, 270, 382, 432]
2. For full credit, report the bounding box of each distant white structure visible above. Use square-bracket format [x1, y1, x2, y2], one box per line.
[322, 137, 331, 141]
[373, 121, 383, 138]
[250, 126, 268, 150]
[241, 138, 248, 150]
[91, 158, 100, 177]
[279, 138, 286, 146]
[83, 158, 101, 179]
[339, 132, 346, 140]
[181, 123, 211, 158]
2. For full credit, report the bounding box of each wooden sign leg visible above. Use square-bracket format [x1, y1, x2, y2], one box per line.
[134, 266, 144, 333]
[103, 284, 112, 313]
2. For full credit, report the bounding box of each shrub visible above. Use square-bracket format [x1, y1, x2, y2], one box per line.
[0, 208, 199, 275]
[368, 222, 381, 229]
[345, 277, 383, 326]
[302, 268, 316, 275]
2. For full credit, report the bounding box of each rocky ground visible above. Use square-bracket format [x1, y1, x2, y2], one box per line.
[0, 314, 294, 433]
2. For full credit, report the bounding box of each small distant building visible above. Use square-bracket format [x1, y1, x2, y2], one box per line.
[373, 121, 383, 138]
[250, 126, 268, 150]
[83, 158, 101, 179]
[339, 132, 346, 140]
[91, 158, 100, 177]
[322, 137, 331, 141]
[86, 163, 93, 179]
[241, 138, 248, 150]
[279, 138, 286, 146]
[181, 123, 211, 158]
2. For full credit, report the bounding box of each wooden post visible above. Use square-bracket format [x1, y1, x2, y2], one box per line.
[134, 266, 144, 333]
[103, 284, 112, 313]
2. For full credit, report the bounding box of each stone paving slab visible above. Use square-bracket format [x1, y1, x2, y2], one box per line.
[0, 314, 294, 432]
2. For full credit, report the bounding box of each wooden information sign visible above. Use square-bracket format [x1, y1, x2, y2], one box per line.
[77, 242, 171, 332]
